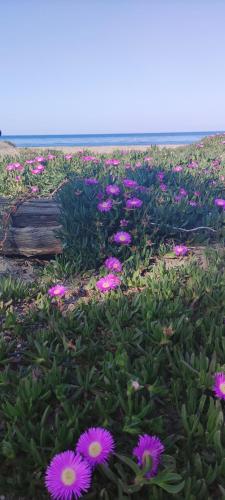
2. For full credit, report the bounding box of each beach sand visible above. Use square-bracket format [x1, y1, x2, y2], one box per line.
[0, 142, 187, 156]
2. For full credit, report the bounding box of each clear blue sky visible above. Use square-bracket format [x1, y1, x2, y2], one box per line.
[1, 0, 225, 135]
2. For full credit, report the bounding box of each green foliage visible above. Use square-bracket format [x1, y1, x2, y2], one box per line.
[0, 136, 225, 498]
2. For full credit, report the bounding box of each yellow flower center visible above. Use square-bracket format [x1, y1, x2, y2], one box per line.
[88, 441, 102, 457]
[219, 382, 225, 394]
[61, 467, 76, 486]
[120, 235, 126, 241]
[102, 281, 110, 288]
[142, 450, 151, 465]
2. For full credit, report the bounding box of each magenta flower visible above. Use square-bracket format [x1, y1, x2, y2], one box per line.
[45, 450, 92, 500]
[85, 177, 99, 185]
[174, 195, 183, 203]
[160, 183, 167, 192]
[82, 155, 97, 162]
[135, 161, 142, 168]
[47, 154, 56, 160]
[104, 257, 123, 272]
[96, 273, 121, 293]
[125, 163, 131, 169]
[212, 159, 220, 168]
[133, 435, 164, 478]
[105, 158, 120, 166]
[173, 245, 189, 256]
[97, 199, 113, 212]
[76, 427, 115, 467]
[105, 184, 120, 196]
[123, 179, 138, 189]
[65, 154, 73, 160]
[15, 175, 21, 182]
[31, 186, 39, 193]
[113, 231, 132, 245]
[189, 200, 197, 206]
[187, 160, 198, 169]
[31, 164, 45, 174]
[157, 172, 164, 181]
[120, 218, 129, 227]
[112, 159, 120, 166]
[48, 285, 67, 298]
[6, 162, 23, 172]
[196, 143, 204, 148]
[126, 197, 143, 209]
[214, 198, 225, 209]
[26, 159, 35, 164]
[145, 156, 153, 162]
[179, 188, 188, 197]
[14, 162, 24, 171]
[213, 372, 225, 400]
[194, 191, 201, 197]
[6, 163, 16, 171]
[173, 165, 183, 172]
[35, 156, 45, 162]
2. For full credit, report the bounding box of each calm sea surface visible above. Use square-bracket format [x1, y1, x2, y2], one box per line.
[0, 131, 223, 148]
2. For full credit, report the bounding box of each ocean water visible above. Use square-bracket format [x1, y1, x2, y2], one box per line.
[0, 131, 223, 148]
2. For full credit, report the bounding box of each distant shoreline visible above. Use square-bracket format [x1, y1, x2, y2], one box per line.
[0, 143, 187, 156]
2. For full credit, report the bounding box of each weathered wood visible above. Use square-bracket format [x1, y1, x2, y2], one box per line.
[0, 197, 63, 256]
[3, 226, 62, 256]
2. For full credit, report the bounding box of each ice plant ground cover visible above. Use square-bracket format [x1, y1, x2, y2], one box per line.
[0, 134, 225, 498]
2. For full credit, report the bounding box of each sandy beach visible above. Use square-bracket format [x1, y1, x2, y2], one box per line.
[0, 142, 186, 156]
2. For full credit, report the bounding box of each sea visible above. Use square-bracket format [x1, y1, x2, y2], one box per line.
[0, 131, 223, 148]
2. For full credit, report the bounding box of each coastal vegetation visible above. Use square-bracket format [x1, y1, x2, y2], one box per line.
[0, 134, 225, 499]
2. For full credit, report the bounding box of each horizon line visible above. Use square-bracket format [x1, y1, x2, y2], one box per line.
[1, 130, 224, 137]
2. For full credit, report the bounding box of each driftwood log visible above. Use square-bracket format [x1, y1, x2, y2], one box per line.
[0, 197, 62, 256]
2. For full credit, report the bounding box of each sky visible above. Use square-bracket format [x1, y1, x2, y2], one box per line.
[1, 0, 225, 135]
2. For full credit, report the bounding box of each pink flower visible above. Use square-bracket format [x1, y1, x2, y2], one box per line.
[35, 156, 46, 162]
[173, 165, 183, 172]
[213, 372, 225, 400]
[31, 186, 39, 193]
[105, 184, 120, 196]
[85, 177, 99, 185]
[145, 156, 153, 163]
[133, 435, 164, 478]
[76, 427, 115, 467]
[31, 164, 45, 174]
[113, 231, 132, 245]
[173, 245, 189, 256]
[157, 172, 164, 181]
[135, 161, 142, 168]
[160, 183, 167, 192]
[104, 257, 122, 272]
[15, 175, 21, 182]
[45, 450, 92, 500]
[126, 197, 143, 209]
[48, 285, 67, 298]
[120, 219, 129, 227]
[174, 195, 183, 203]
[26, 159, 35, 164]
[65, 154, 73, 160]
[123, 179, 138, 189]
[189, 200, 197, 206]
[179, 188, 188, 197]
[194, 191, 201, 197]
[214, 198, 225, 209]
[47, 154, 56, 160]
[96, 274, 121, 293]
[6, 162, 24, 172]
[187, 160, 198, 169]
[97, 199, 113, 212]
[105, 158, 120, 166]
